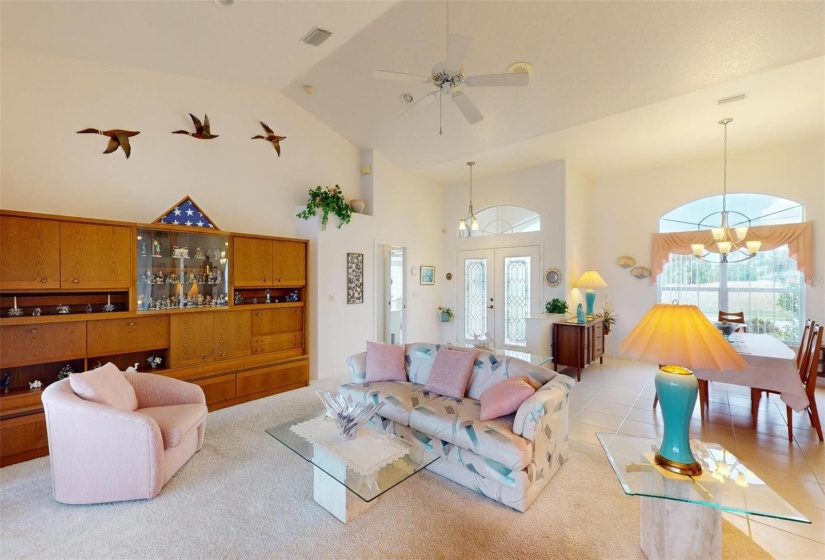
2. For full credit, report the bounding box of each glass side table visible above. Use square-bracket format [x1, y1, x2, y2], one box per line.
[597, 433, 809, 560]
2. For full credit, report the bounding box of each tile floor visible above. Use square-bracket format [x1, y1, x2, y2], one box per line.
[565, 357, 825, 560]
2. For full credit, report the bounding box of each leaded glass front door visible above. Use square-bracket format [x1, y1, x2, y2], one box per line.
[457, 247, 540, 350]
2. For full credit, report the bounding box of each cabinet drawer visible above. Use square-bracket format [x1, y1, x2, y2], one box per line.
[252, 333, 303, 355]
[0, 413, 47, 459]
[251, 308, 304, 336]
[236, 362, 308, 397]
[0, 323, 86, 368]
[193, 374, 236, 406]
[87, 316, 169, 355]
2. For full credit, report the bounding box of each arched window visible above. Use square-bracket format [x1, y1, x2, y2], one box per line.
[460, 205, 540, 238]
[658, 194, 805, 343]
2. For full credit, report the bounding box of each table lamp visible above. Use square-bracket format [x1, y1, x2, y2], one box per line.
[618, 303, 746, 476]
[575, 271, 607, 319]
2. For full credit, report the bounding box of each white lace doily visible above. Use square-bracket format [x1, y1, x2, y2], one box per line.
[290, 416, 410, 476]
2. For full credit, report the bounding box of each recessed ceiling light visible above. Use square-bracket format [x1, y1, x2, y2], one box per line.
[304, 85, 315, 96]
[401, 93, 414, 103]
[507, 61, 535, 79]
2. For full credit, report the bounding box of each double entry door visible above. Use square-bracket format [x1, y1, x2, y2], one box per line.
[456, 246, 541, 351]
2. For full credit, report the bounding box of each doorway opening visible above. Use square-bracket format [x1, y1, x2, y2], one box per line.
[376, 245, 406, 344]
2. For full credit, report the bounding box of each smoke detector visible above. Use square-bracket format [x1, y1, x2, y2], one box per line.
[401, 93, 414, 103]
[301, 27, 333, 47]
[507, 61, 535, 79]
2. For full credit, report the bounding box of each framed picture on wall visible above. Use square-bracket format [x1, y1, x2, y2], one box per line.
[420, 265, 435, 285]
[347, 253, 364, 304]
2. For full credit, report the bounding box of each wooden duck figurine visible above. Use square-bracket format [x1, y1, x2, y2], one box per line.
[172, 114, 218, 139]
[76, 128, 140, 158]
[251, 121, 286, 156]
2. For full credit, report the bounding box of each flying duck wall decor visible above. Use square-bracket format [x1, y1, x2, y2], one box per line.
[172, 113, 218, 139]
[251, 121, 286, 156]
[76, 128, 140, 158]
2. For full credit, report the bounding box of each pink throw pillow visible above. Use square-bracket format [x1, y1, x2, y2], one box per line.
[69, 362, 138, 411]
[365, 341, 407, 382]
[424, 348, 476, 399]
[479, 377, 537, 421]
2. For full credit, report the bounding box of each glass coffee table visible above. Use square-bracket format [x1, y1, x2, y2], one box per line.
[267, 409, 437, 523]
[597, 433, 810, 559]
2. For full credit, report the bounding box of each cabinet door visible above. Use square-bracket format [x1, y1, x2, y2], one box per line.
[0, 216, 60, 290]
[0, 323, 86, 368]
[233, 237, 272, 287]
[272, 240, 306, 286]
[60, 222, 131, 289]
[251, 307, 304, 355]
[87, 316, 170, 356]
[214, 310, 251, 361]
[170, 313, 214, 367]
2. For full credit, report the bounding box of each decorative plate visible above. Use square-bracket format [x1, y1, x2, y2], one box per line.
[616, 256, 636, 268]
[630, 266, 651, 279]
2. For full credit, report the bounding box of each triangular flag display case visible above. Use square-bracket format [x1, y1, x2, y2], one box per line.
[154, 196, 220, 230]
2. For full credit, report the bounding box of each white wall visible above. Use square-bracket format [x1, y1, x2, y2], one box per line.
[442, 161, 568, 343]
[590, 137, 825, 344]
[1, 48, 446, 379]
[564, 164, 593, 312]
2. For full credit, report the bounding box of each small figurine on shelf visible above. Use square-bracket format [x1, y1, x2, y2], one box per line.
[152, 238, 161, 257]
[234, 291, 244, 305]
[85, 304, 93, 313]
[265, 289, 271, 303]
[1, 373, 11, 393]
[32, 307, 41, 316]
[147, 297, 155, 310]
[217, 294, 227, 306]
[56, 304, 70, 314]
[173, 246, 189, 259]
[57, 364, 74, 380]
[285, 290, 299, 302]
[142, 271, 152, 284]
[103, 294, 115, 312]
[29, 380, 42, 390]
[140, 242, 148, 257]
[252, 297, 258, 304]
[197, 295, 204, 307]
[155, 271, 165, 284]
[194, 247, 205, 259]
[147, 356, 162, 369]
[168, 272, 178, 284]
[125, 363, 139, 372]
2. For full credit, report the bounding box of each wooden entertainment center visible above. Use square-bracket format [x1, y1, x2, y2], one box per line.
[0, 209, 310, 466]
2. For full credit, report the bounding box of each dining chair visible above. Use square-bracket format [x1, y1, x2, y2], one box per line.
[718, 310, 748, 333]
[797, 319, 813, 368]
[751, 323, 823, 442]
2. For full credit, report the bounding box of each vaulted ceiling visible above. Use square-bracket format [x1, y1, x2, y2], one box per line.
[2, 0, 823, 183]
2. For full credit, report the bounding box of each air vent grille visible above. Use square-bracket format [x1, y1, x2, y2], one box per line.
[301, 27, 332, 47]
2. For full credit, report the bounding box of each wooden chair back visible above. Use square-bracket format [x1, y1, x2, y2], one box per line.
[802, 324, 823, 398]
[718, 310, 747, 333]
[797, 319, 813, 368]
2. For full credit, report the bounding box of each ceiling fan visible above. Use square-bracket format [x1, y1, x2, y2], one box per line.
[373, 33, 530, 133]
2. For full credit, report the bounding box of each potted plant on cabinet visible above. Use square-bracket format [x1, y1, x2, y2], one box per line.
[438, 307, 453, 322]
[296, 185, 353, 230]
[545, 298, 568, 315]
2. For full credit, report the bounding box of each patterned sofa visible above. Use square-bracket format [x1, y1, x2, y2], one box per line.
[341, 343, 575, 512]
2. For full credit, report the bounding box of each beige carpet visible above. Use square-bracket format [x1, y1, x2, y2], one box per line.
[0, 378, 771, 560]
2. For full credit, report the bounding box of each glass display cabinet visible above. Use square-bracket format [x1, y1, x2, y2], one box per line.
[136, 228, 229, 311]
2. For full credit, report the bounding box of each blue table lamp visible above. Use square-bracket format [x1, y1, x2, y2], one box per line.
[575, 271, 607, 319]
[618, 303, 746, 476]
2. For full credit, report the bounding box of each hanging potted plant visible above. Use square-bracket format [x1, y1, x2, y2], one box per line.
[296, 185, 353, 230]
[438, 307, 453, 323]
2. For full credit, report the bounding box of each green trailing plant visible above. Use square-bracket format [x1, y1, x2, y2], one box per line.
[545, 298, 568, 315]
[296, 185, 352, 230]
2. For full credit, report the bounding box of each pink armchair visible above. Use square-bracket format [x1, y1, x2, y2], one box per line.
[42, 367, 207, 504]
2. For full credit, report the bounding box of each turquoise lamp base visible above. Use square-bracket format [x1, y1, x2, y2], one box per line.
[655, 365, 702, 476]
[585, 289, 596, 318]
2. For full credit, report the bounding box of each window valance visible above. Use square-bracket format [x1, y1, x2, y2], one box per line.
[651, 221, 814, 284]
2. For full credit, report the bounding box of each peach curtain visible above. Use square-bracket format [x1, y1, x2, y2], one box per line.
[651, 221, 814, 284]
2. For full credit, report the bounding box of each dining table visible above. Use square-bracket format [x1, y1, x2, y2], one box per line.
[693, 332, 808, 412]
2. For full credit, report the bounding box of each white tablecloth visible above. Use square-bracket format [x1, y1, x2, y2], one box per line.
[693, 333, 808, 411]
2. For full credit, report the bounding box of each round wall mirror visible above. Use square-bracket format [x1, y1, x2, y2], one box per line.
[545, 268, 561, 287]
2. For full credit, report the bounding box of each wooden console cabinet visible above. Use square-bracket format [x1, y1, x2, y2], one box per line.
[0, 210, 310, 467]
[552, 317, 604, 381]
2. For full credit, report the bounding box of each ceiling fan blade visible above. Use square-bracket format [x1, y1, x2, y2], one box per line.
[451, 91, 483, 125]
[445, 34, 472, 75]
[397, 90, 438, 119]
[373, 70, 430, 83]
[465, 72, 530, 87]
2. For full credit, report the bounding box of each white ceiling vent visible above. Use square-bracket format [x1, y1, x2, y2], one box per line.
[301, 27, 332, 47]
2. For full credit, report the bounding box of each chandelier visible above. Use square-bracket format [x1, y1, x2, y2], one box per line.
[458, 161, 479, 234]
[691, 118, 761, 263]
